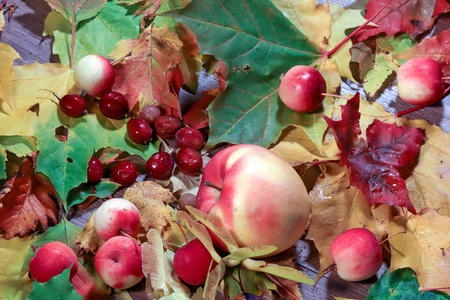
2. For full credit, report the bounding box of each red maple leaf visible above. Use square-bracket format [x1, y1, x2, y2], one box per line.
[0, 157, 60, 239]
[322, 94, 424, 214]
[356, 0, 450, 41]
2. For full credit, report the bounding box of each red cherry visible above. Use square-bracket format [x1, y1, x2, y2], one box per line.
[176, 148, 203, 176]
[87, 154, 103, 183]
[175, 127, 205, 150]
[127, 118, 153, 145]
[99, 91, 129, 119]
[59, 94, 87, 118]
[111, 161, 138, 186]
[154, 115, 181, 139]
[146, 152, 174, 180]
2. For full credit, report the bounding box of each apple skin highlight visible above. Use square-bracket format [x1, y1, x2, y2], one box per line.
[196, 144, 310, 256]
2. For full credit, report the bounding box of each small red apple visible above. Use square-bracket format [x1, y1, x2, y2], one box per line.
[94, 236, 144, 289]
[74, 54, 115, 97]
[29, 241, 79, 283]
[173, 238, 217, 286]
[94, 198, 141, 241]
[329, 228, 382, 282]
[279, 65, 327, 113]
[196, 144, 310, 256]
[397, 57, 446, 107]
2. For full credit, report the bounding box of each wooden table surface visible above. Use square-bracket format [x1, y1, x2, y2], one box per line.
[2, 1, 449, 300]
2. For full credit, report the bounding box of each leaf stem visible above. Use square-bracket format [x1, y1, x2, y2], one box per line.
[379, 230, 406, 245]
[265, 273, 300, 300]
[395, 104, 428, 117]
[324, 0, 394, 58]
[321, 93, 351, 100]
[419, 286, 450, 292]
[0, 0, 7, 9]
[176, 222, 189, 244]
[308, 159, 340, 168]
[111, 51, 133, 66]
[71, 0, 76, 69]
[225, 268, 245, 294]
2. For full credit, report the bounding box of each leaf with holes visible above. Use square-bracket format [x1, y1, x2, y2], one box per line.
[164, 0, 332, 148]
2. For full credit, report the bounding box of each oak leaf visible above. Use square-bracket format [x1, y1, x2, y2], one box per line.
[322, 94, 423, 213]
[388, 209, 450, 296]
[110, 25, 183, 115]
[0, 157, 59, 239]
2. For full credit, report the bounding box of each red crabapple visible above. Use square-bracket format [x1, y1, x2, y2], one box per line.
[110, 161, 138, 186]
[146, 152, 175, 180]
[279, 65, 327, 113]
[87, 154, 103, 183]
[329, 228, 382, 282]
[154, 115, 181, 139]
[94, 198, 141, 241]
[74, 54, 115, 96]
[396, 57, 446, 116]
[29, 241, 79, 283]
[175, 127, 205, 150]
[127, 117, 153, 145]
[94, 236, 144, 289]
[99, 91, 129, 119]
[173, 238, 217, 286]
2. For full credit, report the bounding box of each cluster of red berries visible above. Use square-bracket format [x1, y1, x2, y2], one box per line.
[55, 54, 206, 187]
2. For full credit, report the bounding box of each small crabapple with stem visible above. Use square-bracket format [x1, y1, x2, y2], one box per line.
[99, 91, 129, 119]
[87, 153, 103, 183]
[94, 198, 141, 241]
[41, 90, 87, 118]
[396, 57, 448, 117]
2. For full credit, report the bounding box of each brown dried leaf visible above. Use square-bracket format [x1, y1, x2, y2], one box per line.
[75, 212, 104, 254]
[388, 209, 450, 295]
[0, 157, 59, 239]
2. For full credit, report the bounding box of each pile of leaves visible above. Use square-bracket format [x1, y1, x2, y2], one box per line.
[1, 0, 450, 299]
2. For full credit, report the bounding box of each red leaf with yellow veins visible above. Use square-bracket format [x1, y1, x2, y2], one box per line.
[322, 94, 424, 213]
[0, 157, 59, 239]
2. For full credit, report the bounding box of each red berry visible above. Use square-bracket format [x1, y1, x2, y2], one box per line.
[154, 115, 181, 139]
[146, 152, 174, 180]
[99, 91, 129, 119]
[140, 104, 161, 124]
[111, 161, 138, 186]
[176, 148, 203, 176]
[59, 94, 87, 118]
[175, 127, 205, 150]
[127, 118, 153, 145]
[87, 154, 103, 183]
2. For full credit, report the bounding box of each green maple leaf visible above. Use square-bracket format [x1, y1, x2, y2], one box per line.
[26, 267, 83, 300]
[67, 182, 119, 211]
[34, 102, 159, 208]
[164, 0, 326, 148]
[44, 0, 107, 23]
[366, 268, 450, 300]
[44, 0, 142, 66]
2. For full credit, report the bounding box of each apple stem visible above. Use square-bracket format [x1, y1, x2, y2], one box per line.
[111, 51, 133, 66]
[444, 86, 450, 95]
[379, 230, 406, 245]
[442, 77, 450, 80]
[395, 104, 428, 117]
[324, 0, 393, 58]
[308, 159, 340, 168]
[71, 0, 76, 69]
[266, 273, 301, 300]
[119, 231, 141, 245]
[419, 286, 450, 292]
[321, 93, 351, 100]
[39, 89, 61, 101]
[176, 222, 189, 244]
[203, 181, 222, 191]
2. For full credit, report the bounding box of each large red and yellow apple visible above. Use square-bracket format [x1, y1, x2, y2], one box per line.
[196, 144, 310, 255]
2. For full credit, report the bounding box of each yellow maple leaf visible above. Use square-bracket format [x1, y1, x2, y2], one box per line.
[1, 61, 77, 137]
[388, 209, 450, 295]
[0, 43, 21, 108]
[0, 236, 34, 299]
[398, 118, 450, 216]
